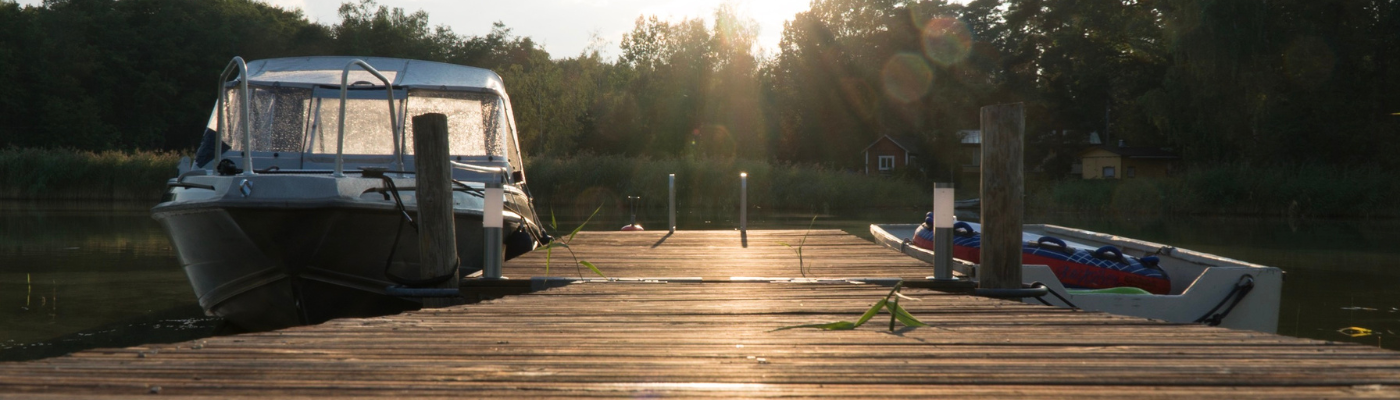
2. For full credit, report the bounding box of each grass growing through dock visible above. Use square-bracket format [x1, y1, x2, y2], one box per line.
[540, 205, 607, 278]
[774, 281, 928, 332]
[778, 215, 819, 277]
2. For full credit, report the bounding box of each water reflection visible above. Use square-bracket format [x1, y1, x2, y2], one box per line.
[0, 202, 221, 361]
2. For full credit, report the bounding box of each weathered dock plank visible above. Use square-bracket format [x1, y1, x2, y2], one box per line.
[0, 230, 1397, 398]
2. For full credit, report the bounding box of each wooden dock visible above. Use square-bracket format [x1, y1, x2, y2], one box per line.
[2, 230, 1398, 398]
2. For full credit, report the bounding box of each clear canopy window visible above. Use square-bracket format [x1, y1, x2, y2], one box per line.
[218, 85, 517, 161]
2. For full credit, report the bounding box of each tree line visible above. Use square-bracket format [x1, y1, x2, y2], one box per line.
[2, 0, 1397, 179]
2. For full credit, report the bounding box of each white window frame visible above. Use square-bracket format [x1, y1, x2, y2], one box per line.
[878, 155, 895, 171]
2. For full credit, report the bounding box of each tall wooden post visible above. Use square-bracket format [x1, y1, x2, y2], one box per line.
[412, 113, 459, 293]
[979, 103, 1023, 289]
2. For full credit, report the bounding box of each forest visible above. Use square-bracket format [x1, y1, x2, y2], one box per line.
[2, 0, 1399, 182]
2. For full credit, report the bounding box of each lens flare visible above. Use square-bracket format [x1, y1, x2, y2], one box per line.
[882, 52, 933, 104]
[922, 17, 972, 66]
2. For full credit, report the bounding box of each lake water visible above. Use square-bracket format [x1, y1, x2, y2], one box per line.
[1, 201, 1396, 361]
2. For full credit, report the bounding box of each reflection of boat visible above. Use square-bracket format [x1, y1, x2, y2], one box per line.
[152, 56, 549, 330]
[872, 220, 1283, 333]
[954, 198, 979, 209]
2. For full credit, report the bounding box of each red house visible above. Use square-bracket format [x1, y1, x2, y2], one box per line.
[862, 135, 919, 175]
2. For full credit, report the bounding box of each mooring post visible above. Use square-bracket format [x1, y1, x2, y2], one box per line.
[411, 113, 459, 293]
[668, 174, 676, 233]
[739, 172, 748, 232]
[932, 182, 955, 280]
[979, 103, 1024, 289]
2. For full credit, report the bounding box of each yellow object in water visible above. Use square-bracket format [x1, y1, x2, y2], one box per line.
[1339, 327, 1374, 337]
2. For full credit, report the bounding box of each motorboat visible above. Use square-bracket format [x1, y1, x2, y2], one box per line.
[872, 218, 1282, 333]
[152, 56, 549, 330]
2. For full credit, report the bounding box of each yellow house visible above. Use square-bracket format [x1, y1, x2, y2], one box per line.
[1078, 143, 1179, 179]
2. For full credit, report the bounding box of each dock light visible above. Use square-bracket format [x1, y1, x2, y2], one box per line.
[740, 173, 748, 231]
[668, 174, 676, 233]
[933, 186, 954, 229]
[932, 183, 955, 280]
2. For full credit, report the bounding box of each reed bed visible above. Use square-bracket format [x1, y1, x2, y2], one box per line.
[21, 149, 1379, 218]
[1029, 164, 1400, 217]
[525, 154, 931, 212]
[0, 148, 181, 201]
[0, 149, 932, 209]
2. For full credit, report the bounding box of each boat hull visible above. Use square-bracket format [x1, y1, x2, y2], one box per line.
[871, 223, 1283, 333]
[154, 202, 533, 330]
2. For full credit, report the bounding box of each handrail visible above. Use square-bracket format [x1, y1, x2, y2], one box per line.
[334, 60, 398, 178]
[449, 160, 507, 180]
[216, 57, 253, 176]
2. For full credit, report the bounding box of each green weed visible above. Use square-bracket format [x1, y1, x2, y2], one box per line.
[773, 282, 929, 332]
[539, 205, 606, 278]
[778, 215, 819, 277]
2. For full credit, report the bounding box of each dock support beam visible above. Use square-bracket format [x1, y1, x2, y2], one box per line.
[411, 113, 460, 295]
[669, 174, 676, 233]
[978, 103, 1024, 289]
[932, 182, 955, 280]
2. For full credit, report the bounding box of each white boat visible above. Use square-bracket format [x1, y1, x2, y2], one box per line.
[152, 56, 549, 330]
[871, 222, 1282, 333]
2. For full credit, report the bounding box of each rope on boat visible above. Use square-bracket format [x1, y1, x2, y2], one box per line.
[1195, 275, 1256, 326]
[1028, 282, 1080, 310]
[376, 173, 458, 288]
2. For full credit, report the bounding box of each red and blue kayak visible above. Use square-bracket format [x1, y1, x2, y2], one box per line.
[912, 213, 1171, 294]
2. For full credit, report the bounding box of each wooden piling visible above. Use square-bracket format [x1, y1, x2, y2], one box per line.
[411, 113, 459, 293]
[979, 103, 1024, 289]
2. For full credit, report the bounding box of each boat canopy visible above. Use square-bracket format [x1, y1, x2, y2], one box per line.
[240, 57, 509, 94]
[208, 57, 525, 175]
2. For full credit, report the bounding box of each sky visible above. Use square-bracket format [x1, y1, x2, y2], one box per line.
[16, 0, 816, 58]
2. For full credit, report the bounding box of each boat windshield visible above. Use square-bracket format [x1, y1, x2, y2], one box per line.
[217, 85, 517, 163]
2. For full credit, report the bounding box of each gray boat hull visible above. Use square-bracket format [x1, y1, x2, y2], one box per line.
[153, 202, 533, 330]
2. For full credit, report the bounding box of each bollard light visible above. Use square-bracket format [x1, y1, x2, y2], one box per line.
[740, 173, 748, 232]
[668, 174, 676, 233]
[932, 183, 955, 280]
[933, 186, 954, 229]
[483, 180, 504, 279]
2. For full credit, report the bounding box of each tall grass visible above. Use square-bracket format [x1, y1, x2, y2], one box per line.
[0, 148, 181, 201]
[1029, 165, 1400, 217]
[525, 154, 931, 211]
